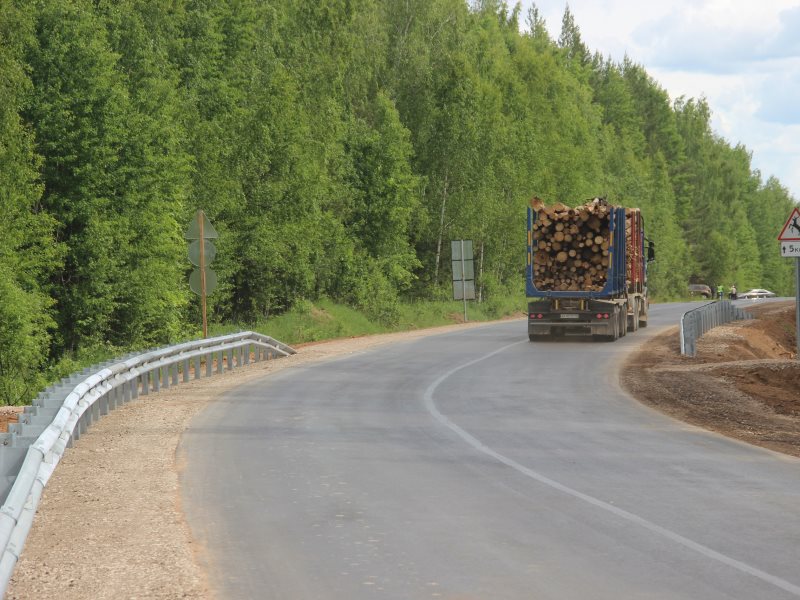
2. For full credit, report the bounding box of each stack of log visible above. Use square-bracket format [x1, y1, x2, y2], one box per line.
[530, 197, 612, 292]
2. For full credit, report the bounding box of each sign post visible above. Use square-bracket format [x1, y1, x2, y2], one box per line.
[186, 210, 219, 338]
[451, 240, 475, 322]
[777, 207, 800, 358]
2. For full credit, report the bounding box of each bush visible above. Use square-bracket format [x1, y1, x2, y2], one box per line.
[345, 259, 401, 326]
[0, 274, 53, 405]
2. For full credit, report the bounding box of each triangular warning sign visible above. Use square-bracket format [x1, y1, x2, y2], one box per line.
[185, 210, 219, 239]
[777, 207, 800, 241]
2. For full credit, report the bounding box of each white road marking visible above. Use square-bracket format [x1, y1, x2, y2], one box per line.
[423, 340, 800, 597]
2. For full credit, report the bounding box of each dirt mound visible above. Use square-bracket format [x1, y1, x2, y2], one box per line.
[622, 301, 800, 457]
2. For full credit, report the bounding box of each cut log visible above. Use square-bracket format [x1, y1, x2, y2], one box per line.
[530, 196, 613, 291]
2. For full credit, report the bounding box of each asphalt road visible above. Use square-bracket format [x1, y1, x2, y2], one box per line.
[180, 302, 800, 600]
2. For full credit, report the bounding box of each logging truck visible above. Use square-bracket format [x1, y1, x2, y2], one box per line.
[526, 197, 655, 341]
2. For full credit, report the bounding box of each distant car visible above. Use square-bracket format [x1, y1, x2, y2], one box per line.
[739, 288, 776, 299]
[688, 284, 712, 298]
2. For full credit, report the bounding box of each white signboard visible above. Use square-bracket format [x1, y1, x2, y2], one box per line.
[781, 241, 800, 257]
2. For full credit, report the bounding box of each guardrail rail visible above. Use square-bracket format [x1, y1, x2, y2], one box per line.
[0, 331, 295, 596]
[680, 301, 753, 356]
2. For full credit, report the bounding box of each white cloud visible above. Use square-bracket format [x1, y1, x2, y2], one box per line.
[755, 59, 800, 124]
[632, 2, 800, 71]
[517, 0, 800, 200]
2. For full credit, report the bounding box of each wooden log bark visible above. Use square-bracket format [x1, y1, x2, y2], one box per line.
[530, 197, 612, 291]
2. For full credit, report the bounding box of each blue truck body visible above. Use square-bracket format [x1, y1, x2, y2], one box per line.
[526, 202, 652, 341]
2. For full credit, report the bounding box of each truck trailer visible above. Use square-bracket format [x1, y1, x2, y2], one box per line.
[526, 197, 654, 341]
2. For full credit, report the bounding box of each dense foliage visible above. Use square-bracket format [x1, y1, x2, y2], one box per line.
[0, 0, 796, 402]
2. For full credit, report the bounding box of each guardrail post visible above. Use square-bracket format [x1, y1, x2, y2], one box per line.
[0, 330, 297, 595]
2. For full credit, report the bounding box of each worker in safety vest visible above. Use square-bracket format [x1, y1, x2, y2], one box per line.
[716, 284, 724, 300]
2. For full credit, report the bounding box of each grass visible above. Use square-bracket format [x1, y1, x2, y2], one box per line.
[24, 291, 718, 405]
[32, 293, 525, 402]
[209, 294, 526, 346]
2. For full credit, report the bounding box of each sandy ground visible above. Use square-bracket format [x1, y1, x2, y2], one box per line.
[5, 303, 799, 598]
[622, 300, 799, 457]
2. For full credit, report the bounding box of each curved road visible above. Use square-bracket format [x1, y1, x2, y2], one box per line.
[181, 303, 800, 599]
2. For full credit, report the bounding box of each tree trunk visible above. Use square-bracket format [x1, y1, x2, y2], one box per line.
[433, 172, 449, 286]
[478, 240, 484, 302]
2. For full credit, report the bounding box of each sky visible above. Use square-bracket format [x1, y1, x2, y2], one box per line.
[516, 0, 800, 201]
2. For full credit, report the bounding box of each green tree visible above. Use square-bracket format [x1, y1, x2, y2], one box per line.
[744, 177, 796, 294]
[0, 2, 60, 403]
[99, 0, 193, 344]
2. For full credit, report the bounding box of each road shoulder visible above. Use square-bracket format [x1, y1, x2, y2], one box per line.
[6, 321, 492, 599]
[621, 301, 800, 459]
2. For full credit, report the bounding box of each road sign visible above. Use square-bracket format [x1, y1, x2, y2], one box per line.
[781, 242, 800, 258]
[777, 208, 800, 360]
[189, 267, 218, 295]
[185, 211, 219, 240]
[453, 279, 475, 300]
[777, 207, 800, 241]
[451, 239, 473, 261]
[188, 239, 216, 266]
[451, 240, 475, 321]
[452, 257, 474, 281]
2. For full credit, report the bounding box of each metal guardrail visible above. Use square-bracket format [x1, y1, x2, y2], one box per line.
[0, 331, 295, 596]
[680, 301, 753, 356]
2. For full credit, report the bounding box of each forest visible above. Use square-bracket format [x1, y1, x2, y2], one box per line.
[0, 0, 797, 403]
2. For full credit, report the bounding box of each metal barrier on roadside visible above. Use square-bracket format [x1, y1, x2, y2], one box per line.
[0, 331, 295, 597]
[680, 301, 753, 357]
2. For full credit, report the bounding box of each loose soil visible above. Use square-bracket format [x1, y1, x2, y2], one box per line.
[622, 300, 800, 457]
[0, 406, 22, 433]
[5, 303, 798, 598]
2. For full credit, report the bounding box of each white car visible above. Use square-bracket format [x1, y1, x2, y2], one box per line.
[739, 288, 776, 299]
